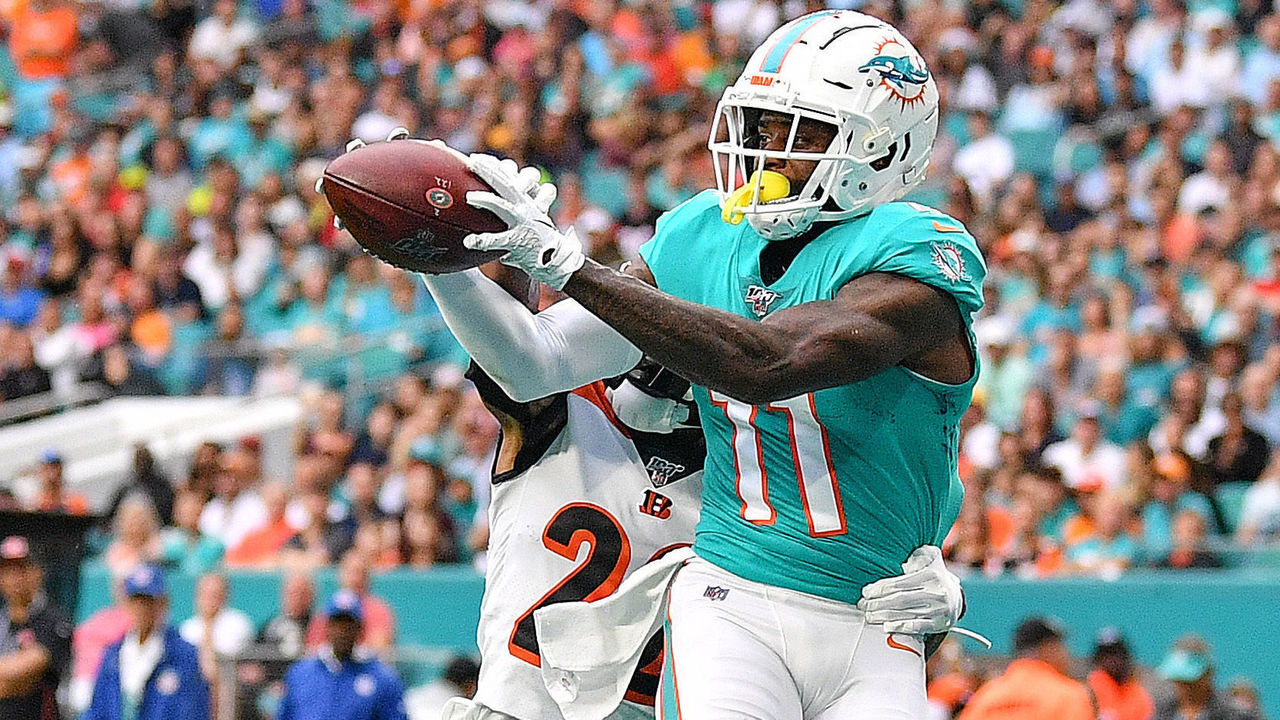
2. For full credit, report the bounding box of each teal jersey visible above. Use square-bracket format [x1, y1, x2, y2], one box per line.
[639, 190, 985, 603]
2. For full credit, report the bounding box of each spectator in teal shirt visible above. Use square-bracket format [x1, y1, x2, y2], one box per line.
[1066, 492, 1139, 577]
[1141, 452, 1215, 565]
[187, 93, 251, 171]
[1094, 367, 1161, 445]
[233, 110, 293, 189]
[158, 489, 224, 575]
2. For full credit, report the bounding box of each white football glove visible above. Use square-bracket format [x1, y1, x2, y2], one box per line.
[608, 379, 692, 434]
[462, 153, 584, 290]
[857, 545, 964, 636]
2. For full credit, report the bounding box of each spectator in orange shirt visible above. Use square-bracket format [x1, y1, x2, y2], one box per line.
[30, 450, 88, 515]
[958, 616, 1094, 720]
[303, 551, 395, 653]
[8, 0, 76, 80]
[224, 482, 296, 568]
[1088, 628, 1154, 720]
[127, 281, 172, 366]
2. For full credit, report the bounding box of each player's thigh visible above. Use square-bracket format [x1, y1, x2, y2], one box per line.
[657, 560, 803, 720]
[809, 624, 926, 720]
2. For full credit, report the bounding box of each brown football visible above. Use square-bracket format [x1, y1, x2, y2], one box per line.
[321, 139, 507, 274]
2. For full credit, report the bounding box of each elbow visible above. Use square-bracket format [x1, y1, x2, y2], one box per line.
[717, 362, 793, 406]
[490, 372, 553, 404]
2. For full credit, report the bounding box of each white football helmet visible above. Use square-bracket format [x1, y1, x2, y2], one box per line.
[709, 10, 940, 241]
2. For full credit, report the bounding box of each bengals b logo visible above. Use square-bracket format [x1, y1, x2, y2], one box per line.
[639, 489, 673, 519]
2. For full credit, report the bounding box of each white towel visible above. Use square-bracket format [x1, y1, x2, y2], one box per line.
[534, 548, 694, 720]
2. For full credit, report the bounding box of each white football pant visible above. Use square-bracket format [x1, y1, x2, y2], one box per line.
[656, 557, 926, 720]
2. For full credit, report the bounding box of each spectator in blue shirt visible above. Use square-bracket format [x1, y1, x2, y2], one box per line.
[84, 565, 210, 720]
[0, 256, 45, 327]
[277, 590, 408, 720]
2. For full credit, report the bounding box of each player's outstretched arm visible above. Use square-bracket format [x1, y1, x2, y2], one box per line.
[421, 269, 642, 402]
[562, 258, 967, 405]
[458, 153, 968, 403]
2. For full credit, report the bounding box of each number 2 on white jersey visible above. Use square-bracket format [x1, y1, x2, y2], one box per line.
[710, 391, 847, 537]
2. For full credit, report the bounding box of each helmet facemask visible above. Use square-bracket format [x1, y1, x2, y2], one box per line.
[710, 91, 906, 241]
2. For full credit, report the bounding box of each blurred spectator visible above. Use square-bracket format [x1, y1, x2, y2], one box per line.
[198, 449, 268, 550]
[31, 299, 89, 396]
[0, 255, 43, 327]
[277, 590, 407, 720]
[1088, 628, 1154, 720]
[84, 566, 209, 720]
[178, 573, 254, 659]
[281, 487, 353, 568]
[1, 330, 51, 400]
[1207, 392, 1270, 486]
[69, 582, 130, 714]
[394, 456, 461, 567]
[8, 0, 77, 80]
[1237, 453, 1280, 545]
[958, 617, 1093, 720]
[0, 537, 72, 720]
[1043, 411, 1127, 491]
[975, 317, 1034, 431]
[224, 481, 297, 567]
[1159, 510, 1222, 569]
[1154, 636, 1261, 720]
[352, 403, 396, 469]
[952, 110, 1014, 208]
[298, 390, 354, 463]
[332, 462, 387, 531]
[1226, 680, 1265, 719]
[105, 445, 176, 527]
[85, 344, 167, 397]
[1140, 452, 1215, 564]
[159, 488, 225, 575]
[304, 552, 395, 652]
[187, 0, 258, 70]
[1065, 491, 1138, 577]
[103, 498, 160, 578]
[29, 450, 88, 514]
[256, 572, 315, 662]
[404, 656, 479, 720]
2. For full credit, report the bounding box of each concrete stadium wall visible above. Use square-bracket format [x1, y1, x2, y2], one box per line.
[77, 565, 1280, 717]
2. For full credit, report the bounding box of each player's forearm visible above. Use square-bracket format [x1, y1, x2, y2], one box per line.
[563, 261, 823, 404]
[422, 270, 641, 400]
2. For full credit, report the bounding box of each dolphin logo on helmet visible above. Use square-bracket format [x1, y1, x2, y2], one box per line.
[858, 54, 930, 89]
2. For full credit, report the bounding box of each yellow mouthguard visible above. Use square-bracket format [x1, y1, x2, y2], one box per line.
[721, 171, 791, 225]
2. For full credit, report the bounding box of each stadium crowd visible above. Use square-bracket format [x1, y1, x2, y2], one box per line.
[3, 0, 1280, 581]
[2, 0, 1280, 716]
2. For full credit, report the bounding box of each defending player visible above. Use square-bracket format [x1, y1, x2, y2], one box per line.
[421, 269, 705, 720]
[452, 11, 983, 719]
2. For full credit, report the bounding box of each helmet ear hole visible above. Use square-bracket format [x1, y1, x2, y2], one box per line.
[870, 141, 898, 172]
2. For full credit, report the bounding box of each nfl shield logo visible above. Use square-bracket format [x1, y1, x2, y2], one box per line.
[744, 285, 782, 318]
[645, 456, 685, 487]
[703, 586, 730, 601]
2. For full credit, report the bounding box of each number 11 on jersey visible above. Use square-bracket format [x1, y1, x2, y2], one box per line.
[709, 391, 847, 537]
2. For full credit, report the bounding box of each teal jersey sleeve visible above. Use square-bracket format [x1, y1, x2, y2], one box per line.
[863, 202, 986, 318]
[638, 189, 723, 294]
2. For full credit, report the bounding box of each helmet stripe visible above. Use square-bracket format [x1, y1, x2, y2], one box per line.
[759, 10, 840, 73]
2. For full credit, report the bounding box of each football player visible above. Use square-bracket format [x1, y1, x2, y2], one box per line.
[392, 160, 967, 719]
[451, 11, 983, 720]
[422, 265, 705, 720]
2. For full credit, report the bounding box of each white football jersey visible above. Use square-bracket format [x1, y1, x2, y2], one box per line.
[471, 375, 704, 720]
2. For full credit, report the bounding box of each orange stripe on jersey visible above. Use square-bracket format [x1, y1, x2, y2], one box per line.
[573, 381, 630, 437]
